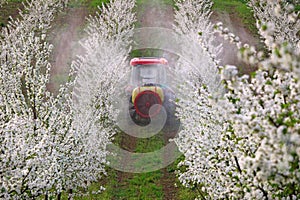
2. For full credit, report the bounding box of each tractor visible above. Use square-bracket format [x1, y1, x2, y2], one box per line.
[127, 57, 178, 130]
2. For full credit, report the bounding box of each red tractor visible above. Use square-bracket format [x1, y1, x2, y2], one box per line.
[127, 57, 178, 129]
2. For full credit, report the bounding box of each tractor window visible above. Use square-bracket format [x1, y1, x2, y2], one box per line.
[140, 65, 157, 84]
[130, 64, 167, 86]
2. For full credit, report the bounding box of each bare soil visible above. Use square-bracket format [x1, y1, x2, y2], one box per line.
[0, 1, 24, 28]
[210, 11, 260, 74]
[137, 1, 174, 28]
[47, 6, 89, 93]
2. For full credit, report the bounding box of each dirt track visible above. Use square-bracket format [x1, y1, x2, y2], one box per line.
[47, 5, 88, 94]
[211, 11, 260, 74]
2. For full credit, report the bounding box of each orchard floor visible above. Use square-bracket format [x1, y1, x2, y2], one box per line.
[211, 10, 260, 74]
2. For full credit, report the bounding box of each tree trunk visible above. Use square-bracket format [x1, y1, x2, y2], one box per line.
[68, 189, 73, 200]
[57, 192, 61, 200]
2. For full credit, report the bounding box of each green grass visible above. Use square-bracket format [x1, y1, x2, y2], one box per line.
[104, 131, 198, 200]
[115, 133, 164, 199]
[90, 132, 165, 200]
[88, 0, 110, 8]
[113, 171, 163, 200]
[177, 186, 199, 200]
[212, 0, 258, 36]
[75, 169, 118, 200]
[130, 49, 168, 58]
[66, 0, 109, 10]
[165, 155, 200, 200]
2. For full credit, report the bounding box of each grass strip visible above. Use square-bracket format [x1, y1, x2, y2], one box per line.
[212, 0, 258, 35]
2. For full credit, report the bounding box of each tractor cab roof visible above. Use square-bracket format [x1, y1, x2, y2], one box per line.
[130, 57, 168, 66]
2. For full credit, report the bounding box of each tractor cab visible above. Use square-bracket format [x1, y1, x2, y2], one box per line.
[129, 57, 167, 87]
[127, 57, 170, 124]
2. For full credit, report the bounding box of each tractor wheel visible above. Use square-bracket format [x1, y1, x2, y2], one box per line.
[134, 90, 162, 118]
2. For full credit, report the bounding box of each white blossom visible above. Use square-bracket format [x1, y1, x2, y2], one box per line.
[248, 0, 300, 53]
[0, 0, 136, 198]
[174, 0, 300, 199]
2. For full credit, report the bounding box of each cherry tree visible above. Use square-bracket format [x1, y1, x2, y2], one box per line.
[68, 0, 136, 195]
[217, 1, 300, 196]
[0, 0, 73, 198]
[248, 0, 300, 53]
[173, 0, 300, 199]
[172, 0, 230, 198]
[222, 64, 299, 200]
[55, 0, 136, 197]
[172, 0, 222, 94]
[1, 0, 136, 198]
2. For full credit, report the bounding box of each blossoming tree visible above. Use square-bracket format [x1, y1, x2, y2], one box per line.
[0, 0, 73, 198]
[172, 0, 229, 198]
[173, 0, 300, 199]
[248, 0, 300, 53]
[219, 1, 300, 198]
[0, 0, 136, 198]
